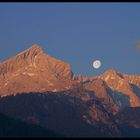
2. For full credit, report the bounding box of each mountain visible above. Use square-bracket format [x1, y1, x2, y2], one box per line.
[0, 92, 120, 137]
[0, 112, 63, 137]
[0, 44, 140, 137]
[113, 107, 140, 137]
[99, 70, 140, 107]
[0, 44, 78, 96]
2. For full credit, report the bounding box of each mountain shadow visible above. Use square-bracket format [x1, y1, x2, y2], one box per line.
[0, 112, 63, 137]
[114, 107, 140, 137]
[0, 92, 119, 137]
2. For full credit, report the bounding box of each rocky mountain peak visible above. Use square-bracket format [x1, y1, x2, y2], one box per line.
[102, 69, 123, 78]
[98, 69, 124, 83]
[25, 44, 43, 52]
[17, 44, 44, 59]
[0, 44, 44, 75]
[97, 69, 140, 107]
[0, 44, 77, 95]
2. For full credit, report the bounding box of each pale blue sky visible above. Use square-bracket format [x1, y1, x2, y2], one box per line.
[0, 3, 140, 76]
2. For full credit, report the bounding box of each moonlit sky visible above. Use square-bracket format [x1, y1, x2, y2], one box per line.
[0, 3, 140, 76]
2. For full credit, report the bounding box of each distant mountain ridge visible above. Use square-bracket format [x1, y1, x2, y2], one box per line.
[0, 44, 140, 105]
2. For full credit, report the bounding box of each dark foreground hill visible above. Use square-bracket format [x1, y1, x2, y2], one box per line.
[0, 112, 62, 137]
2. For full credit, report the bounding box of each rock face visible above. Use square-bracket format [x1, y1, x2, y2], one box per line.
[0, 44, 77, 96]
[98, 70, 140, 107]
[83, 79, 120, 115]
[1, 44, 140, 137]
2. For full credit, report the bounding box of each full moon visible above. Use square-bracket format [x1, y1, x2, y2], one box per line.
[93, 60, 101, 69]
